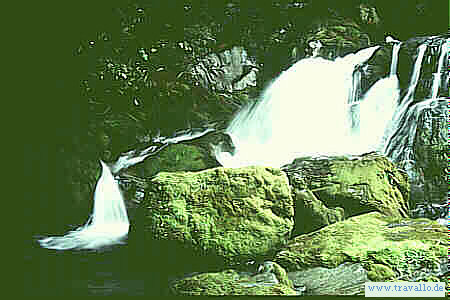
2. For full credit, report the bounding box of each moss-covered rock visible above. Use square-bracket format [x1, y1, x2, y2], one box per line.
[289, 179, 345, 235]
[283, 153, 410, 224]
[140, 143, 212, 178]
[170, 267, 297, 296]
[367, 263, 396, 281]
[141, 166, 294, 265]
[274, 212, 447, 283]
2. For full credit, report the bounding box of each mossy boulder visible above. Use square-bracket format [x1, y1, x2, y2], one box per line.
[141, 166, 294, 266]
[140, 143, 213, 178]
[274, 212, 447, 284]
[367, 263, 396, 281]
[170, 266, 297, 296]
[288, 180, 345, 235]
[282, 153, 410, 232]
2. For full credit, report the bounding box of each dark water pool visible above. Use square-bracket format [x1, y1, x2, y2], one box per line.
[21, 235, 179, 296]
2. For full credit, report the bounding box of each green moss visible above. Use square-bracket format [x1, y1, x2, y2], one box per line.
[287, 153, 409, 219]
[274, 212, 447, 281]
[271, 262, 294, 289]
[367, 264, 395, 281]
[143, 144, 209, 178]
[142, 166, 294, 265]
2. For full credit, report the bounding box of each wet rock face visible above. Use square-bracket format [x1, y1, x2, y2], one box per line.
[140, 166, 294, 266]
[282, 153, 410, 235]
[274, 212, 447, 284]
[288, 262, 368, 296]
[188, 46, 259, 92]
[410, 99, 447, 218]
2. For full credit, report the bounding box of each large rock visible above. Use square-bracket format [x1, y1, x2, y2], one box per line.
[141, 166, 294, 265]
[274, 212, 447, 295]
[282, 153, 409, 234]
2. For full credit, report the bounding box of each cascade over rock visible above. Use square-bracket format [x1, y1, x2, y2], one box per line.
[214, 46, 382, 168]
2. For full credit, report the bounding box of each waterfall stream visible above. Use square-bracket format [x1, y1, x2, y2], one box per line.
[39, 127, 213, 250]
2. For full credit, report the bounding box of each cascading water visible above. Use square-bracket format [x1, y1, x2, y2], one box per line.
[382, 43, 428, 152]
[382, 42, 428, 159]
[355, 37, 402, 153]
[430, 40, 449, 99]
[39, 127, 213, 250]
[378, 37, 449, 225]
[389, 42, 401, 76]
[214, 45, 387, 168]
[39, 161, 129, 250]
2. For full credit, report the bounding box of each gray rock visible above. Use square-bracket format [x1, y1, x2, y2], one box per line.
[288, 262, 368, 296]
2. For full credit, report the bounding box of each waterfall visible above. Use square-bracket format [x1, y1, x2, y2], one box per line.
[39, 161, 129, 250]
[214, 46, 381, 168]
[430, 40, 449, 99]
[39, 127, 214, 251]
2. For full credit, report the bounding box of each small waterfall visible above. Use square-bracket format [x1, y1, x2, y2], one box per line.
[39, 127, 214, 250]
[39, 161, 129, 250]
[430, 40, 449, 99]
[349, 38, 402, 144]
[390, 43, 401, 76]
[383, 98, 447, 178]
[383, 43, 428, 156]
[402, 43, 427, 104]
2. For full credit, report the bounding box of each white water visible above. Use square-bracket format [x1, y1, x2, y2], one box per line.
[39, 161, 129, 250]
[356, 40, 402, 153]
[390, 43, 401, 76]
[430, 40, 449, 99]
[357, 75, 400, 153]
[39, 127, 214, 250]
[214, 46, 386, 168]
